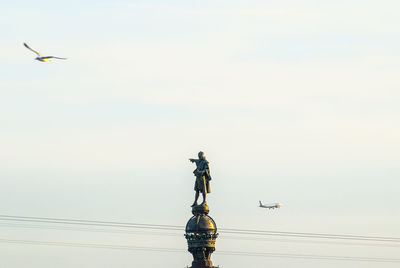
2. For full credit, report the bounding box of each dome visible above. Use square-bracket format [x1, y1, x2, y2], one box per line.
[185, 214, 217, 233]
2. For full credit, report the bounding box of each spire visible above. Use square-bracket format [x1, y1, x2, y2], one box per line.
[185, 204, 218, 268]
[185, 152, 218, 268]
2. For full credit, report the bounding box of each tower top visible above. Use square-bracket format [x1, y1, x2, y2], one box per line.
[185, 152, 218, 268]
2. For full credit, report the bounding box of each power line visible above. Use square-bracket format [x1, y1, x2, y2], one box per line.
[1, 214, 399, 243]
[1, 238, 399, 263]
[221, 235, 400, 248]
[220, 229, 400, 242]
[0, 215, 181, 231]
[2, 222, 400, 249]
[0, 214, 181, 228]
[0, 222, 181, 236]
[218, 250, 400, 263]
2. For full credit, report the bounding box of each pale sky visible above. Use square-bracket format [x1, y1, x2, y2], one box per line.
[1, 0, 400, 267]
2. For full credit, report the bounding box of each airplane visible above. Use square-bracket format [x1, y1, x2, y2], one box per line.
[259, 201, 281, 209]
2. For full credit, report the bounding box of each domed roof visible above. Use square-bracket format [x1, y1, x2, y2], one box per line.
[185, 214, 217, 233]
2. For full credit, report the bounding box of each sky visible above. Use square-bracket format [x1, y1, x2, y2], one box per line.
[1, 0, 400, 267]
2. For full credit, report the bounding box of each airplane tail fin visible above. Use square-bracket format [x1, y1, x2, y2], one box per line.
[259, 201, 262, 206]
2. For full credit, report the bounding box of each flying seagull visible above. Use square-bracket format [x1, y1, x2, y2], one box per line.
[23, 43, 67, 62]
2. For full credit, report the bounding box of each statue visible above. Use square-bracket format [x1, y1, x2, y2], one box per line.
[186, 151, 218, 268]
[189, 151, 211, 207]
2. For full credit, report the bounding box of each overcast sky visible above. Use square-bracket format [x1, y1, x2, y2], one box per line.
[1, 0, 399, 267]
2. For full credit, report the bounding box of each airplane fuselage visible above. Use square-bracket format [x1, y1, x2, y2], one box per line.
[259, 201, 280, 209]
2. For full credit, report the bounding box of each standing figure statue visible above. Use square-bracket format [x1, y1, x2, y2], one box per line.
[189, 151, 211, 207]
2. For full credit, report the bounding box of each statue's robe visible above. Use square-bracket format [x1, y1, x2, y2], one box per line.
[193, 159, 211, 193]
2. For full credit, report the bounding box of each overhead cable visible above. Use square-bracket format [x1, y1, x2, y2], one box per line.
[1, 214, 399, 243]
[0, 238, 399, 263]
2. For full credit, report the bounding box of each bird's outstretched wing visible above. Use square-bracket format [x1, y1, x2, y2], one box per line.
[23, 43, 41, 57]
[42, 56, 67, 60]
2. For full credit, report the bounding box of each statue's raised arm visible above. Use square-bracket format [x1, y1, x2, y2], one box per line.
[189, 158, 199, 163]
[190, 151, 211, 207]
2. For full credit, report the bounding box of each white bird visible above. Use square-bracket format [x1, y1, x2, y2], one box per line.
[24, 43, 67, 62]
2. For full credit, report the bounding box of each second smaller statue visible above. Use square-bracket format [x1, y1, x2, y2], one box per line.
[189, 151, 211, 207]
